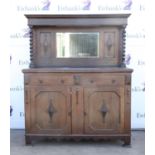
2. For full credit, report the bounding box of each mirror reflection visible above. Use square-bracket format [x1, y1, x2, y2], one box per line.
[56, 33, 99, 58]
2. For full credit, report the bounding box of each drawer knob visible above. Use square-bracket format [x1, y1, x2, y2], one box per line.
[84, 111, 87, 116]
[90, 80, 94, 83]
[60, 79, 65, 84]
[39, 79, 43, 84]
[112, 79, 116, 84]
[25, 82, 29, 85]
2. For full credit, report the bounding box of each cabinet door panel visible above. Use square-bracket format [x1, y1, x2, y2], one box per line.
[84, 86, 124, 134]
[30, 86, 71, 134]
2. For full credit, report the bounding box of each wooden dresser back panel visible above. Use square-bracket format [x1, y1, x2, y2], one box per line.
[33, 27, 121, 67]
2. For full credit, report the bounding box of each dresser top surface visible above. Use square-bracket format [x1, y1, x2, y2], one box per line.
[25, 13, 131, 19]
[25, 13, 131, 26]
[23, 67, 133, 73]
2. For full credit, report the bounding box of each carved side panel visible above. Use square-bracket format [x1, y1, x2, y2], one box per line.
[36, 30, 56, 66]
[40, 32, 52, 57]
[24, 86, 31, 132]
[124, 74, 132, 132]
[104, 32, 116, 58]
[103, 29, 119, 65]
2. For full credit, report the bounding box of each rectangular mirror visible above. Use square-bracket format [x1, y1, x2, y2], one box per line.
[56, 32, 99, 58]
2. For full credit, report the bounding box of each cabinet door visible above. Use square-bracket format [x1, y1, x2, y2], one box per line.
[84, 86, 124, 134]
[29, 86, 71, 134]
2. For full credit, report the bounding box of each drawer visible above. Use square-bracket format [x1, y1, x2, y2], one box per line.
[28, 74, 73, 85]
[25, 73, 125, 86]
[80, 74, 125, 86]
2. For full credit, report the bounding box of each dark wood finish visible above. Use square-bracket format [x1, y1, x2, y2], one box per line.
[23, 68, 132, 145]
[29, 86, 71, 134]
[84, 86, 124, 134]
[33, 27, 121, 67]
[25, 14, 130, 26]
[25, 14, 130, 68]
[23, 14, 132, 145]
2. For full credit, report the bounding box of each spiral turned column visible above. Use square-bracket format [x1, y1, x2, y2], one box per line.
[120, 25, 127, 67]
[29, 25, 35, 68]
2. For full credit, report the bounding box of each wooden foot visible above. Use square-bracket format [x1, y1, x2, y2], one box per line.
[25, 136, 31, 145]
[122, 137, 131, 146]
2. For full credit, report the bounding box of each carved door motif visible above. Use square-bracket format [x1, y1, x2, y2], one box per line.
[36, 30, 56, 66]
[39, 32, 53, 57]
[30, 86, 71, 134]
[103, 29, 119, 65]
[84, 86, 124, 134]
